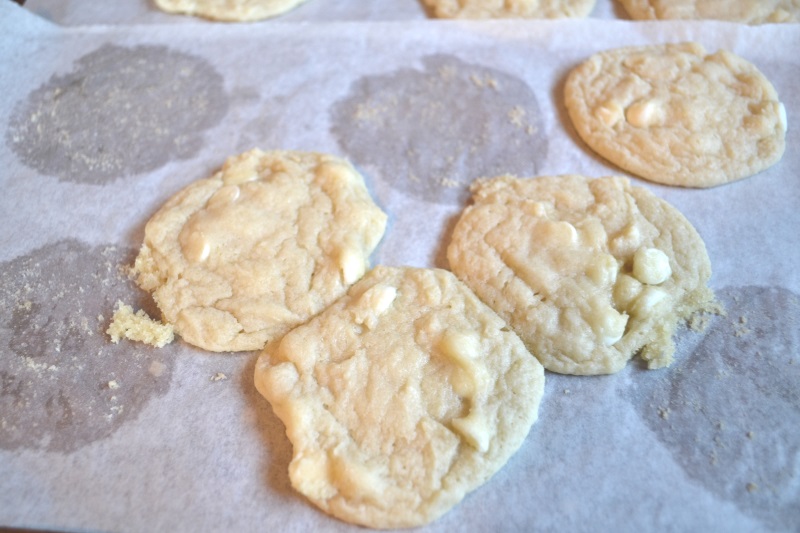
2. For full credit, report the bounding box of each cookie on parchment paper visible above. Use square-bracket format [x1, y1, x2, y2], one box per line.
[254, 266, 544, 528]
[153, 0, 310, 21]
[133, 149, 386, 352]
[424, 0, 595, 19]
[564, 42, 786, 188]
[618, 0, 799, 24]
[447, 174, 715, 375]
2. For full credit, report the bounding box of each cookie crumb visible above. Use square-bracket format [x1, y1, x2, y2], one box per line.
[746, 431, 755, 439]
[746, 482, 758, 493]
[106, 301, 174, 348]
[108, 380, 120, 390]
[211, 372, 228, 382]
[658, 406, 671, 420]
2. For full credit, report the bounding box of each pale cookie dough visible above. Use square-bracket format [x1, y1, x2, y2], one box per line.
[133, 149, 387, 352]
[254, 266, 544, 528]
[447, 174, 715, 375]
[106, 301, 174, 348]
[424, 0, 595, 19]
[618, 0, 800, 24]
[565, 42, 787, 187]
[153, 0, 310, 21]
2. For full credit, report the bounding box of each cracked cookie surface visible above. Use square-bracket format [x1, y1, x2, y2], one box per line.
[134, 149, 386, 352]
[447, 175, 715, 375]
[153, 0, 310, 21]
[565, 42, 786, 187]
[254, 266, 544, 528]
[618, 0, 800, 24]
[423, 0, 595, 18]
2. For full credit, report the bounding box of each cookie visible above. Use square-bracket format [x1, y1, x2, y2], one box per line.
[254, 266, 544, 528]
[447, 174, 715, 375]
[423, 0, 595, 19]
[564, 42, 787, 187]
[618, 0, 799, 24]
[133, 149, 386, 352]
[153, 0, 310, 21]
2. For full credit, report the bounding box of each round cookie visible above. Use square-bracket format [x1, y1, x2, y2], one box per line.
[447, 174, 715, 375]
[153, 0, 310, 21]
[134, 149, 386, 352]
[254, 266, 544, 528]
[564, 42, 787, 188]
[618, 0, 800, 24]
[423, 0, 595, 19]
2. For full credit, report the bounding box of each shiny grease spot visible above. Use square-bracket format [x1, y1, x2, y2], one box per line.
[331, 54, 547, 205]
[0, 240, 175, 452]
[6, 44, 228, 184]
[626, 286, 800, 531]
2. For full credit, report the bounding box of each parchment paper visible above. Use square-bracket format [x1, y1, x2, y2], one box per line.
[1, 1, 798, 532]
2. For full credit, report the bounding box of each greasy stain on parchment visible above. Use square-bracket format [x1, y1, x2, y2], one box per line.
[0, 240, 175, 453]
[331, 54, 547, 205]
[626, 286, 800, 531]
[5, 44, 228, 184]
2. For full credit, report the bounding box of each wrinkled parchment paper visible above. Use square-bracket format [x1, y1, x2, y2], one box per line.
[1, 1, 798, 531]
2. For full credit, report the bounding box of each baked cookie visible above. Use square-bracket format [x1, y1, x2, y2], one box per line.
[254, 266, 544, 528]
[424, 0, 595, 19]
[133, 149, 386, 352]
[618, 0, 800, 24]
[447, 174, 715, 375]
[153, 0, 310, 21]
[564, 42, 787, 187]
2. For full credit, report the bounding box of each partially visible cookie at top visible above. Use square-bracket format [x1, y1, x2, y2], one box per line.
[153, 0, 310, 21]
[254, 266, 544, 528]
[133, 149, 387, 352]
[618, 0, 800, 24]
[424, 0, 595, 19]
[447, 174, 715, 375]
[565, 42, 787, 188]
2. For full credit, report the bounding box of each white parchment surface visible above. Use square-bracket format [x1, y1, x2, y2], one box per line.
[1, 1, 798, 532]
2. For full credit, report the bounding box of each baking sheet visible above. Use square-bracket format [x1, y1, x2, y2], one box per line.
[1, 2, 799, 531]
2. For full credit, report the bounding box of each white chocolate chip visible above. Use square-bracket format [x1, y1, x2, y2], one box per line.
[522, 200, 548, 218]
[438, 330, 489, 399]
[221, 152, 260, 185]
[595, 99, 624, 127]
[352, 284, 397, 330]
[207, 184, 240, 210]
[451, 409, 491, 453]
[291, 451, 336, 500]
[779, 102, 788, 132]
[630, 286, 669, 318]
[539, 220, 578, 247]
[585, 253, 619, 287]
[613, 273, 643, 310]
[316, 161, 355, 185]
[330, 455, 388, 504]
[181, 230, 210, 263]
[589, 302, 628, 346]
[439, 330, 480, 365]
[632, 247, 672, 285]
[339, 247, 366, 284]
[610, 223, 642, 255]
[625, 99, 665, 129]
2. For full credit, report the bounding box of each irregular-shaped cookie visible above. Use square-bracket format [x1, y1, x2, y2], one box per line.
[447, 174, 715, 375]
[424, 0, 595, 19]
[153, 0, 310, 21]
[134, 149, 386, 352]
[565, 42, 787, 187]
[618, 0, 799, 24]
[254, 266, 544, 528]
